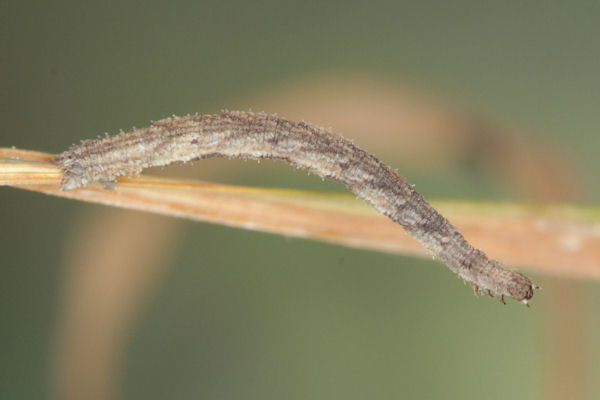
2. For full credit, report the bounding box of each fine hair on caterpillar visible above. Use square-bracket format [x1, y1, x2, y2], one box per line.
[54, 110, 537, 305]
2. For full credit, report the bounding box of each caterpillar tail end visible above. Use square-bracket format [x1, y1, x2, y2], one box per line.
[53, 154, 86, 191]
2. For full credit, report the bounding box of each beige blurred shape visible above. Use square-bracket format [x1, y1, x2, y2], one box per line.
[50, 72, 585, 400]
[53, 210, 181, 400]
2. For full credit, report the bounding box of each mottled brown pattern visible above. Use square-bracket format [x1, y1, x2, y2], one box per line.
[54, 111, 535, 304]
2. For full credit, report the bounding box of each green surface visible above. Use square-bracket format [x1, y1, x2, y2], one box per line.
[1, 1, 599, 399]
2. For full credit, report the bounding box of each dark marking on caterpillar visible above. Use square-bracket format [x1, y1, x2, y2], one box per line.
[54, 110, 536, 304]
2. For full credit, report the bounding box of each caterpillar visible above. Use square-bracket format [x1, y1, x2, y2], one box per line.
[54, 110, 535, 304]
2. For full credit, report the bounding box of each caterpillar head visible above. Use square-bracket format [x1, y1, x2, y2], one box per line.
[506, 271, 535, 303]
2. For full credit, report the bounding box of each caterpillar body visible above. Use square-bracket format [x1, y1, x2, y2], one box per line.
[54, 111, 535, 304]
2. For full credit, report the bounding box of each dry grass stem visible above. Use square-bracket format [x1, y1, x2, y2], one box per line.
[2, 147, 599, 280]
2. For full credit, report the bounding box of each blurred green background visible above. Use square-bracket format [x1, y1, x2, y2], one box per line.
[1, 1, 599, 399]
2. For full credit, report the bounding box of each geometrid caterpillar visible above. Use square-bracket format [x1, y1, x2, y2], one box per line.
[54, 110, 536, 305]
